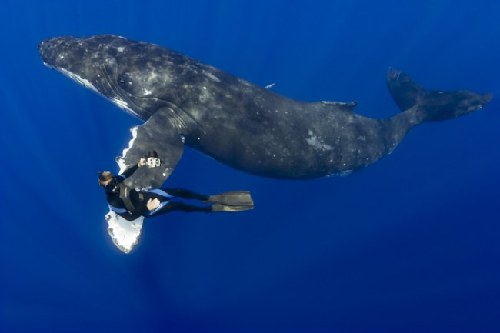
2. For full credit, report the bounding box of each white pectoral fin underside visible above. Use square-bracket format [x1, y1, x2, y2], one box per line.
[105, 210, 144, 254]
[117, 108, 185, 189]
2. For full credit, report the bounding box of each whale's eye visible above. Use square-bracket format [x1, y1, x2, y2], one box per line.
[117, 74, 128, 88]
[117, 74, 134, 91]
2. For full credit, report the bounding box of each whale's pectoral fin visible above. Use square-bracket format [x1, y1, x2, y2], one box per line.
[117, 108, 184, 189]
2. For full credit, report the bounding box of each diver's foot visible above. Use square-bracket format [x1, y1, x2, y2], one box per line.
[211, 203, 254, 212]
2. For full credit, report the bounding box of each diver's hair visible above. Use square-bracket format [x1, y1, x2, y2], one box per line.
[98, 171, 113, 186]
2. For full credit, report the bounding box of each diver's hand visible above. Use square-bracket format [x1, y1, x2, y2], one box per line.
[147, 198, 161, 211]
[138, 158, 147, 167]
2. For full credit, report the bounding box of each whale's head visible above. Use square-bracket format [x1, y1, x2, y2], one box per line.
[39, 35, 173, 120]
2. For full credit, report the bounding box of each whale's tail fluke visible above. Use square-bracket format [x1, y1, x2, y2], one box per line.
[387, 68, 492, 124]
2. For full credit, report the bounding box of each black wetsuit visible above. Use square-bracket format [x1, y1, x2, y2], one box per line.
[104, 164, 212, 221]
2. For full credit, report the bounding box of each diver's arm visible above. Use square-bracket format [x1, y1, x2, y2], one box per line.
[120, 159, 146, 179]
[121, 164, 139, 179]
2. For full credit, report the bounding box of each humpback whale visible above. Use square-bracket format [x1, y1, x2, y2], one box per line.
[39, 35, 492, 189]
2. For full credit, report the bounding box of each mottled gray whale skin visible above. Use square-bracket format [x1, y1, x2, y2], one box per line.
[39, 35, 492, 184]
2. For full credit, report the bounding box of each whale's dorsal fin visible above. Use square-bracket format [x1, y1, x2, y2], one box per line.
[117, 107, 185, 189]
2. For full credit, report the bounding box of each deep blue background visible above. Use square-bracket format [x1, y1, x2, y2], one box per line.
[1, 1, 499, 332]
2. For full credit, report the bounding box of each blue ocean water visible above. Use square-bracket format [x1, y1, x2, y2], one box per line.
[1, 0, 499, 332]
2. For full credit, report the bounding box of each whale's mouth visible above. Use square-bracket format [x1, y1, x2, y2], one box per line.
[58, 68, 99, 93]
[39, 38, 100, 93]
[38, 39, 55, 66]
[38, 36, 142, 119]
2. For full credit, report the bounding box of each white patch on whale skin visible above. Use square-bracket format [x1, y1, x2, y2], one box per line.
[326, 170, 353, 177]
[59, 68, 98, 92]
[321, 101, 350, 106]
[203, 70, 221, 82]
[387, 142, 398, 155]
[199, 86, 211, 103]
[148, 71, 159, 81]
[306, 130, 332, 151]
[117, 126, 138, 174]
[111, 97, 138, 118]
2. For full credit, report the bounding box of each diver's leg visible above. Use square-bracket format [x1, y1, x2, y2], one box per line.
[162, 188, 209, 201]
[150, 201, 212, 216]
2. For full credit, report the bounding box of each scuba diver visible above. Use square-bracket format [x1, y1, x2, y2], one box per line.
[98, 154, 254, 221]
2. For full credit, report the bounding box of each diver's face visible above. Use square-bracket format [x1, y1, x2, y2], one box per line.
[101, 177, 118, 192]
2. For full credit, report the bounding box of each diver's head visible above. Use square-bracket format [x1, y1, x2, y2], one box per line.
[98, 171, 115, 189]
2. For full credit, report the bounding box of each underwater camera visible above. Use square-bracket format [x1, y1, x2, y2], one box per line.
[145, 151, 161, 168]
